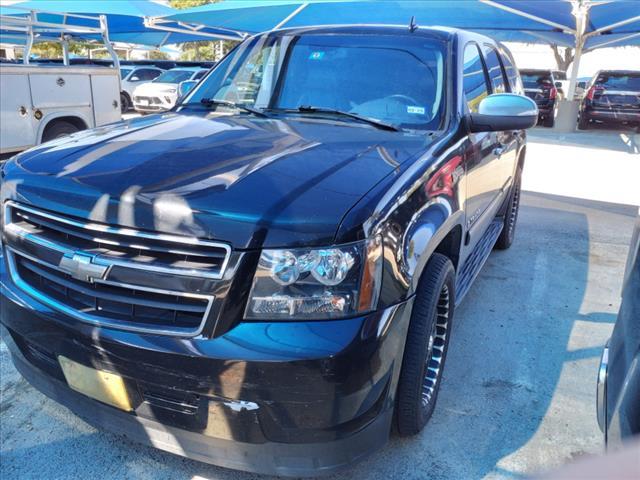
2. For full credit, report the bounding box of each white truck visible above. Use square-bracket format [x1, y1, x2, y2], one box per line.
[0, 64, 121, 155]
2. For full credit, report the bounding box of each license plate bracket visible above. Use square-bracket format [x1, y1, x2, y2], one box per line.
[58, 356, 132, 411]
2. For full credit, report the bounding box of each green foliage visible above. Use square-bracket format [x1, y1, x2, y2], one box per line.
[148, 50, 170, 60]
[169, 0, 217, 9]
[169, 0, 236, 61]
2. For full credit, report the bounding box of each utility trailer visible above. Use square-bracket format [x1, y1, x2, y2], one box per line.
[0, 64, 120, 154]
[0, 7, 121, 155]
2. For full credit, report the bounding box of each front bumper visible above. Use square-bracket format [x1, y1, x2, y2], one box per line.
[0, 259, 413, 476]
[133, 93, 176, 113]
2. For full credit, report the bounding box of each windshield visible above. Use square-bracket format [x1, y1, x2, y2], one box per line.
[154, 69, 194, 84]
[183, 33, 446, 130]
[120, 68, 133, 79]
[595, 73, 640, 91]
[520, 72, 552, 89]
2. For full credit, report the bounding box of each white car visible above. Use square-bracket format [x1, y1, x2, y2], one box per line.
[132, 67, 208, 113]
[120, 66, 164, 112]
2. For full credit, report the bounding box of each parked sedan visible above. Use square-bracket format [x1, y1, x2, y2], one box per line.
[132, 67, 208, 113]
[119, 66, 164, 113]
[520, 69, 559, 127]
[578, 70, 640, 131]
[597, 210, 640, 447]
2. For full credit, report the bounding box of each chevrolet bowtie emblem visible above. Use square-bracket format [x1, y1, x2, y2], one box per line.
[59, 252, 109, 283]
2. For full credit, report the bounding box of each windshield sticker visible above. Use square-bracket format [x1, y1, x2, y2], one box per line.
[309, 51, 325, 60]
[407, 106, 426, 115]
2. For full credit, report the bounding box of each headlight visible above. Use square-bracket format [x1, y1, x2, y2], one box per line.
[245, 237, 383, 320]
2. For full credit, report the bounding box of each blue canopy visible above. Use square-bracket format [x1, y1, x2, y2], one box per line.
[0, 1, 242, 47]
[152, 0, 640, 50]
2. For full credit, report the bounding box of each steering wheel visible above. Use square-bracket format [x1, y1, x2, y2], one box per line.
[388, 94, 420, 106]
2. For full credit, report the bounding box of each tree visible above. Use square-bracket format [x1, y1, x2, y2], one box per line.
[169, 0, 237, 61]
[550, 44, 574, 72]
[149, 50, 170, 60]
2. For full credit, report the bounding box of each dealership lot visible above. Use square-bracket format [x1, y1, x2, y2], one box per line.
[1, 128, 638, 479]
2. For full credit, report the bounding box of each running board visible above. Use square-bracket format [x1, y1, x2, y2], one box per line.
[455, 219, 503, 306]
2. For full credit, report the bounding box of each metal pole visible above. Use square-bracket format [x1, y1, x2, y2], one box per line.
[62, 36, 70, 65]
[567, 1, 588, 100]
[23, 10, 36, 64]
[99, 14, 120, 71]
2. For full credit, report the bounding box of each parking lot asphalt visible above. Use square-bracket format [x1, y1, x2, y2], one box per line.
[1, 128, 639, 479]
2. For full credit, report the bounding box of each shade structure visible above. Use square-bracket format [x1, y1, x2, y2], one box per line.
[0, 1, 243, 47]
[150, 0, 640, 51]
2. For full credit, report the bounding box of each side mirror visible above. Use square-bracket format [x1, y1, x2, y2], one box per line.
[130, 76, 141, 82]
[178, 80, 198, 99]
[468, 94, 538, 133]
[554, 81, 563, 88]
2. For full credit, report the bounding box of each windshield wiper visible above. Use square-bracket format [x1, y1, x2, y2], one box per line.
[267, 105, 400, 131]
[196, 98, 269, 118]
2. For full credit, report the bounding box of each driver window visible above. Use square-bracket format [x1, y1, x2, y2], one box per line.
[462, 43, 490, 113]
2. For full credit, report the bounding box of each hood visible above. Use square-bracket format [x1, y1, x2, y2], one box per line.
[133, 82, 177, 96]
[4, 111, 430, 249]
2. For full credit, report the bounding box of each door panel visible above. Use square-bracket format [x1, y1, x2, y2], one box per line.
[0, 73, 36, 152]
[90, 74, 121, 127]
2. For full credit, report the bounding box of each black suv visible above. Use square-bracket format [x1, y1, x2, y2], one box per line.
[520, 68, 560, 127]
[579, 70, 640, 131]
[0, 26, 537, 476]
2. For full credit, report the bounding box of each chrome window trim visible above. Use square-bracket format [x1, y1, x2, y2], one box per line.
[5, 247, 215, 338]
[3, 201, 232, 280]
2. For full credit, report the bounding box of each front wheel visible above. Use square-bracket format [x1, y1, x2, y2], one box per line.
[120, 93, 131, 113]
[396, 253, 455, 436]
[495, 167, 522, 250]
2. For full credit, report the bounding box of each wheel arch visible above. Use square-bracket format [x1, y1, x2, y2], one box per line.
[37, 113, 90, 144]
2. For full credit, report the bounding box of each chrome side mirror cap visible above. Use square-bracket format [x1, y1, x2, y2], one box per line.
[469, 93, 539, 132]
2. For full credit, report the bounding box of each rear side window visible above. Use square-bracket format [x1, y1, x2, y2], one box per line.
[520, 71, 553, 89]
[193, 70, 207, 80]
[482, 45, 507, 93]
[499, 50, 521, 93]
[595, 73, 640, 91]
[462, 43, 489, 113]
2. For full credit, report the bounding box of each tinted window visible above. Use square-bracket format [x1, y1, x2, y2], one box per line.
[153, 69, 193, 84]
[483, 45, 507, 93]
[137, 69, 161, 81]
[499, 50, 521, 93]
[186, 33, 446, 130]
[520, 71, 553, 89]
[595, 73, 640, 91]
[120, 68, 133, 79]
[462, 43, 489, 113]
[193, 70, 207, 80]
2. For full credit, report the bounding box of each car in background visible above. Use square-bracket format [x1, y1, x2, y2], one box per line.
[551, 69, 568, 98]
[574, 77, 592, 99]
[597, 210, 640, 447]
[520, 69, 559, 127]
[132, 67, 208, 113]
[119, 66, 164, 113]
[578, 70, 640, 131]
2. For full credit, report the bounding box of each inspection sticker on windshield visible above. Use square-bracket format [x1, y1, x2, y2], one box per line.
[407, 106, 426, 115]
[309, 51, 325, 60]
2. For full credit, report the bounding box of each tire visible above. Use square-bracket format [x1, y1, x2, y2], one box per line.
[542, 115, 555, 128]
[396, 253, 455, 436]
[120, 92, 131, 113]
[495, 167, 522, 250]
[42, 120, 80, 142]
[578, 115, 589, 130]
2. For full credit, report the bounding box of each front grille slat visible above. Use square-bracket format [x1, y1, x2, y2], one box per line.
[3, 202, 229, 336]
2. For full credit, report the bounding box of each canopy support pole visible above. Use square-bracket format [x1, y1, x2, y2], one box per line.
[567, 1, 589, 100]
[272, 2, 309, 31]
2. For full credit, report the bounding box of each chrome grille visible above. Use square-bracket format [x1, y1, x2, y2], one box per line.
[2, 201, 231, 336]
